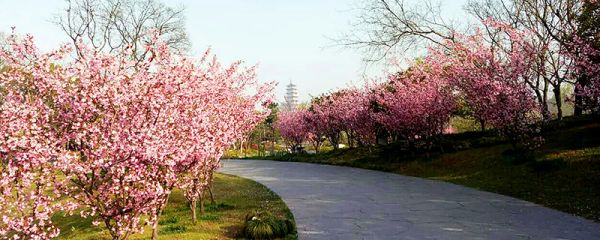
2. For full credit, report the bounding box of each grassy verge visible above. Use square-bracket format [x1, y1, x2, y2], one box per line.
[241, 118, 600, 222]
[53, 173, 297, 240]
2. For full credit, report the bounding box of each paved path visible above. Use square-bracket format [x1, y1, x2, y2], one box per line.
[220, 160, 600, 240]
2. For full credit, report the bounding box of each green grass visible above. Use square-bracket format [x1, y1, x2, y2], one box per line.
[242, 117, 600, 222]
[52, 173, 297, 240]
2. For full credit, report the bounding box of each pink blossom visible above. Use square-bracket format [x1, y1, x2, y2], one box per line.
[1, 32, 273, 239]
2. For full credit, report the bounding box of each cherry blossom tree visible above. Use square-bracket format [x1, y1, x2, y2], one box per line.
[177, 57, 273, 224]
[310, 95, 346, 150]
[301, 109, 327, 153]
[339, 89, 377, 146]
[371, 60, 455, 148]
[429, 21, 543, 149]
[276, 110, 310, 153]
[0, 32, 273, 240]
[275, 20, 547, 152]
[0, 34, 77, 240]
[317, 89, 376, 147]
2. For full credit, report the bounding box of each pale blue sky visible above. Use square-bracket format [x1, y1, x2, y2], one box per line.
[0, 0, 468, 103]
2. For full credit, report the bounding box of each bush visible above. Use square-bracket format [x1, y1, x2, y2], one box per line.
[242, 212, 295, 239]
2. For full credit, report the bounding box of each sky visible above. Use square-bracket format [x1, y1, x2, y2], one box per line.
[0, 0, 468, 103]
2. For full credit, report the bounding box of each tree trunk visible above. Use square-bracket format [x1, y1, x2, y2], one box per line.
[105, 220, 120, 240]
[541, 102, 551, 120]
[553, 87, 563, 120]
[376, 130, 388, 145]
[541, 77, 551, 120]
[190, 199, 198, 224]
[480, 119, 486, 132]
[346, 131, 353, 148]
[199, 195, 205, 215]
[152, 193, 171, 240]
[151, 214, 160, 240]
[271, 128, 276, 155]
[239, 139, 245, 156]
[329, 133, 340, 150]
[208, 179, 216, 205]
[574, 82, 584, 116]
[537, 88, 551, 120]
[151, 197, 168, 240]
[311, 139, 322, 154]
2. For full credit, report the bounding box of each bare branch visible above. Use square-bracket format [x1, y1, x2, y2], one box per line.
[55, 0, 190, 61]
[336, 0, 458, 62]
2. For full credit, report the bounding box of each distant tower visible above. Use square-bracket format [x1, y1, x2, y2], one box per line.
[284, 81, 299, 111]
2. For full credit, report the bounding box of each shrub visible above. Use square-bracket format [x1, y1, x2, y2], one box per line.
[242, 212, 295, 239]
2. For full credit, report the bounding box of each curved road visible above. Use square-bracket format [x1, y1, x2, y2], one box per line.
[220, 160, 600, 240]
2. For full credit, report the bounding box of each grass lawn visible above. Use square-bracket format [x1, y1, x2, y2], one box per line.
[240, 117, 600, 222]
[52, 173, 297, 240]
